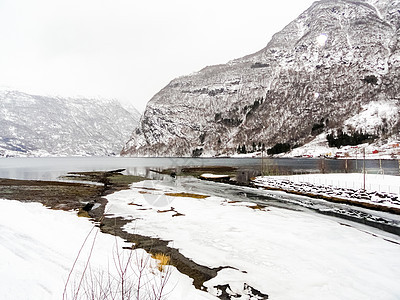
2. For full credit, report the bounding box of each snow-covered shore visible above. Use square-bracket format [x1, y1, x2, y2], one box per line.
[2, 175, 400, 299]
[253, 173, 400, 212]
[0, 199, 212, 300]
[105, 180, 400, 299]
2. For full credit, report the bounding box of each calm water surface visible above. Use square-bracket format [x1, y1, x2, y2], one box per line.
[0, 157, 398, 181]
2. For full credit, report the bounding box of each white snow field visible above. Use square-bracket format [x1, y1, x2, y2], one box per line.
[2, 176, 400, 299]
[0, 199, 214, 300]
[105, 180, 400, 299]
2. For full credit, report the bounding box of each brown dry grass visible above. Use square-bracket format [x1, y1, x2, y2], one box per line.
[247, 204, 267, 210]
[164, 192, 208, 199]
[77, 208, 91, 218]
[152, 253, 171, 272]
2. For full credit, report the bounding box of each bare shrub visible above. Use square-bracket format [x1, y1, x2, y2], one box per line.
[63, 227, 172, 300]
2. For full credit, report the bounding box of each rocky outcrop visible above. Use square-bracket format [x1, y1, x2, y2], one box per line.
[122, 0, 400, 157]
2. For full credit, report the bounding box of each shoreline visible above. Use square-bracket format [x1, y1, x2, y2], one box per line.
[199, 173, 400, 236]
[201, 173, 400, 214]
[1, 168, 399, 298]
[0, 170, 259, 298]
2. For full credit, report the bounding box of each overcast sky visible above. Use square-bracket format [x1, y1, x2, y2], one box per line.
[0, 0, 316, 112]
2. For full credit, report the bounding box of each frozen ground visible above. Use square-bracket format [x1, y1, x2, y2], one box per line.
[104, 180, 400, 299]
[253, 173, 400, 210]
[2, 175, 400, 299]
[0, 199, 213, 300]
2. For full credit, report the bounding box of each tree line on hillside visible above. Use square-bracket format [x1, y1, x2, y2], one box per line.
[237, 142, 291, 155]
[236, 128, 377, 156]
[326, 129, 376, 148]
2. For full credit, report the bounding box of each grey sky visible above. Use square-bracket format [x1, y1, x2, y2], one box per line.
[0, 0, 316, 111]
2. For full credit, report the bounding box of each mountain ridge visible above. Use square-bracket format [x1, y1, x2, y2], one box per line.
[122, 0, 400, 157]
[0, 90, 140, 157]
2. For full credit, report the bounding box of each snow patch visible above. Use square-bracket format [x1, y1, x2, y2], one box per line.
[344, 100, 399, 134]
[316, 33, 328, 47]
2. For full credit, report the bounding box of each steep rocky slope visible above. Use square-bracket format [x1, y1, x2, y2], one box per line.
[122, 0, 400, 157]
[0, 90, 140, 156]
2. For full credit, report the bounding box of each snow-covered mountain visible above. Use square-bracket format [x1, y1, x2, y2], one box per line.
[122, 0, 400, 157]
[0, 90, 140, 157]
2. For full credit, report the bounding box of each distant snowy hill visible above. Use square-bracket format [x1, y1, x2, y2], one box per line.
[122, 0, 400, 157]
[0, 90, 140, 157]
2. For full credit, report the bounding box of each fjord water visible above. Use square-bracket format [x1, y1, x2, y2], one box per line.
[0, 157, 399, 181]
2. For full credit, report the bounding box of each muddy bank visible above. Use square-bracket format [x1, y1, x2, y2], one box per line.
[61, 169, 145, 218]
[0, 178, 103, 211]
[100, 216, 224, 290]
[0, 170, 144, 218]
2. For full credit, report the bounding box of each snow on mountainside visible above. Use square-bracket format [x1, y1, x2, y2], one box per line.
[288, 100, 400, 158]
[122, 0, 400, 157]
[0, 90, 140, 157]
[343, 100, 399, 133]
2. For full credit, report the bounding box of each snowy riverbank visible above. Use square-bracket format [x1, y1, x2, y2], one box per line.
[2, 175, 400, 299]
[0, 199, 211, 300]
[253, 173, 400, 212]
[105, 179, 400, 299]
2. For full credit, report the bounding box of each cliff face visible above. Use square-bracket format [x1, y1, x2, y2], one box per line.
[0, 90, 140, 156]
[122, 0, 400, 157]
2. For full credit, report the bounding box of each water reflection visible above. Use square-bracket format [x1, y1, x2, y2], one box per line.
[0, 157, 398, 181]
